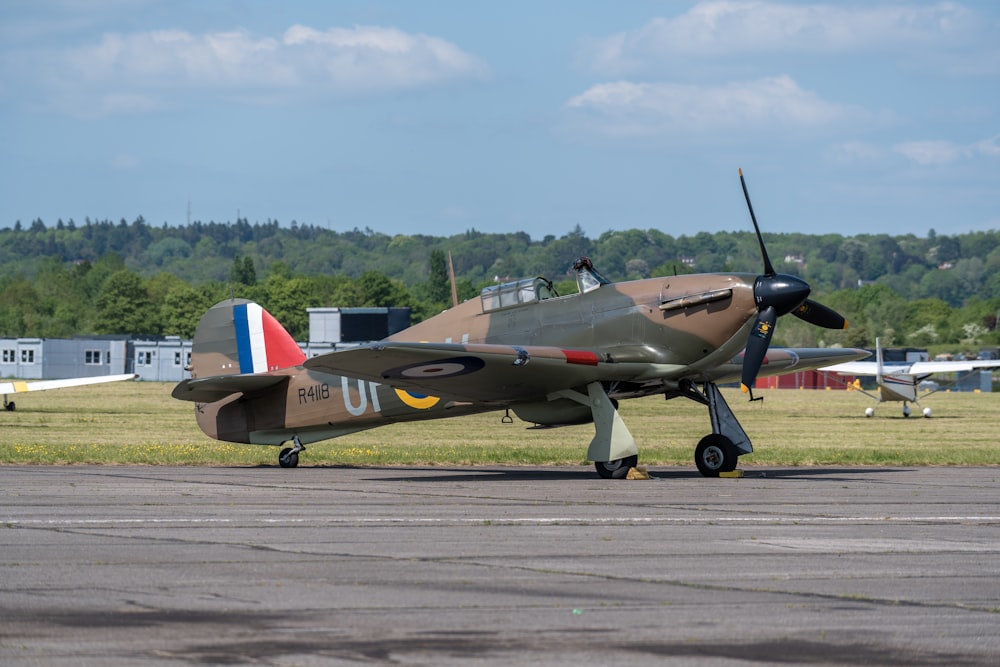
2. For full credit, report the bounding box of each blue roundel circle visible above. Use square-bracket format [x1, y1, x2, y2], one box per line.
[382, 356, 485, 380]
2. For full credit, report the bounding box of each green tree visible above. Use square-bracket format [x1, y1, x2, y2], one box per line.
[158, 279, 221, 338]
[358, 271, 413, 308]
[231, 254, 257, 286]
[94, 270, 158, 334]
[427, 249, 451, 305]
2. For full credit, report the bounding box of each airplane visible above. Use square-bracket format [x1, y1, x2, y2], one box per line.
[172, 170, 869, 478]
[2, 374, 138, 411]
[820, 337, 1000, 417]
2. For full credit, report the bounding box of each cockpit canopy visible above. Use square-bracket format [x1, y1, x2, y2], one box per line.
[480, 277, 557, 313]
[479, 257, 611, 313]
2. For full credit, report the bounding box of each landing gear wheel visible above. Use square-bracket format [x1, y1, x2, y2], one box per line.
[595, 455, 638, 479]
[695, 434, 738, 477]
[5, 401, 14, 412]
[278, 448, 299, 468]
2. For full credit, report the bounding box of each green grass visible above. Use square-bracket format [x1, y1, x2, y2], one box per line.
[0, 380, 998, 466]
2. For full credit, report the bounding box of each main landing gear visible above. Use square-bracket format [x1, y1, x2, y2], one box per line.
[278, 435, 305, 468]
[585, 380, 752, 479]
[668, 380, 753, 477]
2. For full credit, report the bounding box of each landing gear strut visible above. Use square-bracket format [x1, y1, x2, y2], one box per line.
[668, 380, 753, 477]
[279, 435, 305, 468]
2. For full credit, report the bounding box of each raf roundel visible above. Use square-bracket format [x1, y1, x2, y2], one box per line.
[382, 356, 486, 381]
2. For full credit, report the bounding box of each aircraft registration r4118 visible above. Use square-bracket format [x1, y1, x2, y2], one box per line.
[172, 170, 868, 478]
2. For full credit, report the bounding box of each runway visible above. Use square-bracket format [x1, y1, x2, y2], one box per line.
[2, 465, 999, 666]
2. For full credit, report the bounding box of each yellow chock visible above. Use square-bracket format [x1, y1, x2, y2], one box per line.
[626, 466, 650, 480]
[719, 469, 744, 478]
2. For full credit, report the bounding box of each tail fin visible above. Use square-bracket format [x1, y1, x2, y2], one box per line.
[189, 299, 306, 379]
[874, 336, 884, 385]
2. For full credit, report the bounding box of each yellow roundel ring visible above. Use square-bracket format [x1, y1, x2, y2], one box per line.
[394, 388, 440, 410]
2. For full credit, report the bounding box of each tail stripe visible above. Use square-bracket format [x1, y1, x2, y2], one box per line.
[234, 303, 269, 373]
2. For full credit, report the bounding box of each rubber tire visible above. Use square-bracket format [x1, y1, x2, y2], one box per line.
[695, 434, 738, 477]
[595, 455, 639, 479]
[278, 448, 299, 468]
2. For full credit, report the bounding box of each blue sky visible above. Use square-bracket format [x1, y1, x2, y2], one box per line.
[1, 1, 998, 240]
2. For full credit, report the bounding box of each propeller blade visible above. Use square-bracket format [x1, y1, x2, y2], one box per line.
[740, 168, 775, 276]
[793, 299, 848, 330]
[738, 169, 847, 400]
[741, 305, 776, 396]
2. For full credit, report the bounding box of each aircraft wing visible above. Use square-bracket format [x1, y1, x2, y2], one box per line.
[906, 360, 1000, 374]
[303, 342, 682, 403]
[818, 361, 882, 376]
[304, 343, 870, 403]
[696, 347, 870, 384]
[821, 359, 1000, 376]
[0, 374, 137, 395]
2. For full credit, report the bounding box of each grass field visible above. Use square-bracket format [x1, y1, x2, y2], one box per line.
[0, 379, 998, 467]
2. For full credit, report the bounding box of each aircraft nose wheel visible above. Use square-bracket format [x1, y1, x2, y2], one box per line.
[695, 434, 738, 477]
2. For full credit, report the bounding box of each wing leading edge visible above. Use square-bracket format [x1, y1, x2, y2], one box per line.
[303, 342, 685, 403]
[0, 374, 137, 395]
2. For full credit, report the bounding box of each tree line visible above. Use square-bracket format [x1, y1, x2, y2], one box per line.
[1, 217, 999, 352]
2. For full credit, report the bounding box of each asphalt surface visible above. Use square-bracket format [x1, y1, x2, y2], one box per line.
[2, 465, 999, 666]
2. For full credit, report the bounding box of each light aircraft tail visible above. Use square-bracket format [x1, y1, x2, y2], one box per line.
[873, 336, 919, 404]
[874, 336, 884, 386]
[187, 299, 305, 381]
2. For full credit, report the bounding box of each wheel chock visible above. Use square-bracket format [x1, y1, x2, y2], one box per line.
[719, 469, 744, 478]
[626, 466, 650, 480]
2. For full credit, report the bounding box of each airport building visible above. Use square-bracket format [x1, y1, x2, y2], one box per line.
[0, 307, 411, 383]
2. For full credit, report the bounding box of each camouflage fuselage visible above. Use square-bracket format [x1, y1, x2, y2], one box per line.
[188, 273, 760, 446]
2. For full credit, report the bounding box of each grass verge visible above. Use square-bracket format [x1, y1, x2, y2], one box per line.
[0, 380, 998, 466]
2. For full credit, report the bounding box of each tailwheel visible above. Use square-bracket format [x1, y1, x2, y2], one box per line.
[278, 448, 298, 468]
[278, 436, 305, 468]
[595, 455, 638, 479]
[695, 434, 738, 477]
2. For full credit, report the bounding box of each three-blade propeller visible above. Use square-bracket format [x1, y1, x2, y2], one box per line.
[739, 169, 848, 399]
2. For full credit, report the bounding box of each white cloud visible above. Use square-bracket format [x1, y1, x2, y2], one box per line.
[894, 136, 1000, 165]
[893, 140, 969, 165]
[975, 135, 1000, 157]
[9, 24, 489, 115]
[826, 141, 885, 164]
[566, 75, 866, 136]
[579, 1, 978, 74]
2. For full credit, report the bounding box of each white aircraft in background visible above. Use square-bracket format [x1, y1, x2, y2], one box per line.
[1, 374, 137, 412]
[821, 338, 1000, 417]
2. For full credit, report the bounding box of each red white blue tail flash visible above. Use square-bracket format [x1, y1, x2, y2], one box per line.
[233, 302, 305, 373]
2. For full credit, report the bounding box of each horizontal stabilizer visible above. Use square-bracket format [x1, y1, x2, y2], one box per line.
[171, 373, 288, 403]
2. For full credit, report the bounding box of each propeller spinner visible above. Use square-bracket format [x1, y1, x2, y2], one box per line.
[738, 169, 848, 399]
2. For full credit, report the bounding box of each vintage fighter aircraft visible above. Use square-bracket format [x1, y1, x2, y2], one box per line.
[173, 170, 868, 478]
[2, 374, 138, 411]
[820, 337, 1000, 417]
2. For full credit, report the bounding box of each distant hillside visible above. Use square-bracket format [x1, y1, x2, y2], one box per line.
[3, 217, 998, 304]
[2, 217, 998, 349]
